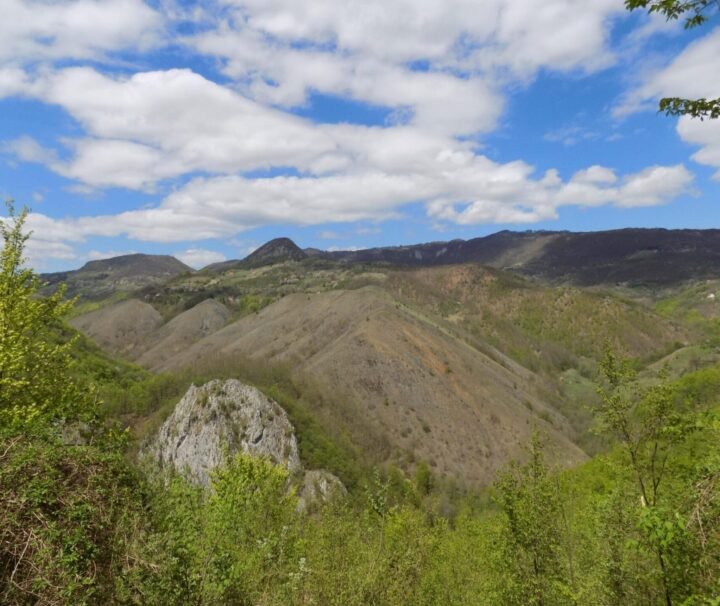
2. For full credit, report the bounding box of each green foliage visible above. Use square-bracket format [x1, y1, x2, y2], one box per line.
[0, 202, 95, 430]
[0, 435, 149, 605]
[625, 0, 719, 119]
[493, 433, 575, 605]
[625, 0, 718, 29]
[594, 348, 720, 605]
[2, 202, 719, 604]
[658, 97, 720, 120]
[135, 454, 298, 605]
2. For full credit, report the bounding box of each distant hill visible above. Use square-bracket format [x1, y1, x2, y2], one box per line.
[206, 238, 308, 272]
[323, 228, 720, 287]
[200, 228, 720, 287]
[73, 288, 589, 484]
[42, 253, 192, 300]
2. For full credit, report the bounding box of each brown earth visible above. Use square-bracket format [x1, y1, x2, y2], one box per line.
[70, 264, 687, 486]
[139, 286, 586, 485]
[135, 299, 230, 368]
[70, 299, 163, 357]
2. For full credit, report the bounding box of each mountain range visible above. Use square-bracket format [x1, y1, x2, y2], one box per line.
[48, 228, 720, 486]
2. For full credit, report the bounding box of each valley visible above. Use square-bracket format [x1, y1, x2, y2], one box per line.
[58, 231, 719, 487]
[4, 212, 720, 605]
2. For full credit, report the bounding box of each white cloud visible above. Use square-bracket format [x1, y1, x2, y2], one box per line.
[25, 161, 693, 252]
[175, 248, 227, 269]
[206, 0, 621, 75]
[0, 0, 161, 65]
[544, 125, 599, 146]
[87, 249, 138, 261]
[433, 163, 693, 223]
[677, 117, 720, 179]
[0, 67, 31, 98]
[193, 30, 503, 136]
[25, 235, 77, 270]
[10, 67, 340, 189]
[2, 136, 58, 164]
[616, 27, 720, 176]
[617, 27, 720, 116]
[188, 0, 626, 137]
[555, 164, 693, 208]
[616, 164, 695, 207]
[571, 165, 618, 185]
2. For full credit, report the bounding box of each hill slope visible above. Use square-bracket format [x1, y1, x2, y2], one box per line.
[43, 254, 192, 300]
[148, 286, 587, 484]
[324, 228, 720, 287]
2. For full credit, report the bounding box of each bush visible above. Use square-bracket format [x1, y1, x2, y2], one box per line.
[0, 436, 149, 605]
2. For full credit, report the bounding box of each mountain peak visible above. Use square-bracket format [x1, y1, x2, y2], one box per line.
[40, 253, 192, 300]
[80, 253, 191, 274]
[244, 237, 307, 266]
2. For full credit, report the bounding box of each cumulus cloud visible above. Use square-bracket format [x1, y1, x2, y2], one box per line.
[1, 135, 58, 164]
[615, 27, 720, 177]
[188, 0, 626, 136]
[677, 118, 720, 179]
[175, 248, 227, 269]
[24, 161, 693, 250]
[0, 0, 161, 66]
[616, 27, 720, 117]
[7, 67, 340, 189]
[0, 0, 701, 267]
[0, 67, 31, 98]
[201, 0, 621, 76]
[25, 235, 78, 270]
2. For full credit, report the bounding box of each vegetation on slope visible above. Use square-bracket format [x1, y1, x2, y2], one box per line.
[2, 203, 719, 605]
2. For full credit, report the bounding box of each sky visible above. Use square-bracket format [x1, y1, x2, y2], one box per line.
[1, 0, 719, 271]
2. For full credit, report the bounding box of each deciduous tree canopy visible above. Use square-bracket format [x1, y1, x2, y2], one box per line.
[626, 0, 720, 119]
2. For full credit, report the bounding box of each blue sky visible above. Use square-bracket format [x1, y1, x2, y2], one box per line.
[1, 0, 719, 271]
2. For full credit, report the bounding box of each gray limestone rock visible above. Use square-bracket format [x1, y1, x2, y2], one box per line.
[148, 378, 301, 486]
[297, 469, 347, 513]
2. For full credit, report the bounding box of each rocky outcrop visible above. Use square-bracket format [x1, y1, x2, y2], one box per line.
[149, 379, 301, 486]
[297, 470, 347, 513]
[148, 379, 345, 511]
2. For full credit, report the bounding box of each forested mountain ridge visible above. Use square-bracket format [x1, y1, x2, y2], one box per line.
[196, 228, 720, 287]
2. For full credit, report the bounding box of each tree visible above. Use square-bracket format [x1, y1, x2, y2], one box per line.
[625, 0, 719, 119]
[493, 433, 575, 605]
[0, 200, 92, 430]
[595, 348, 700, 606]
